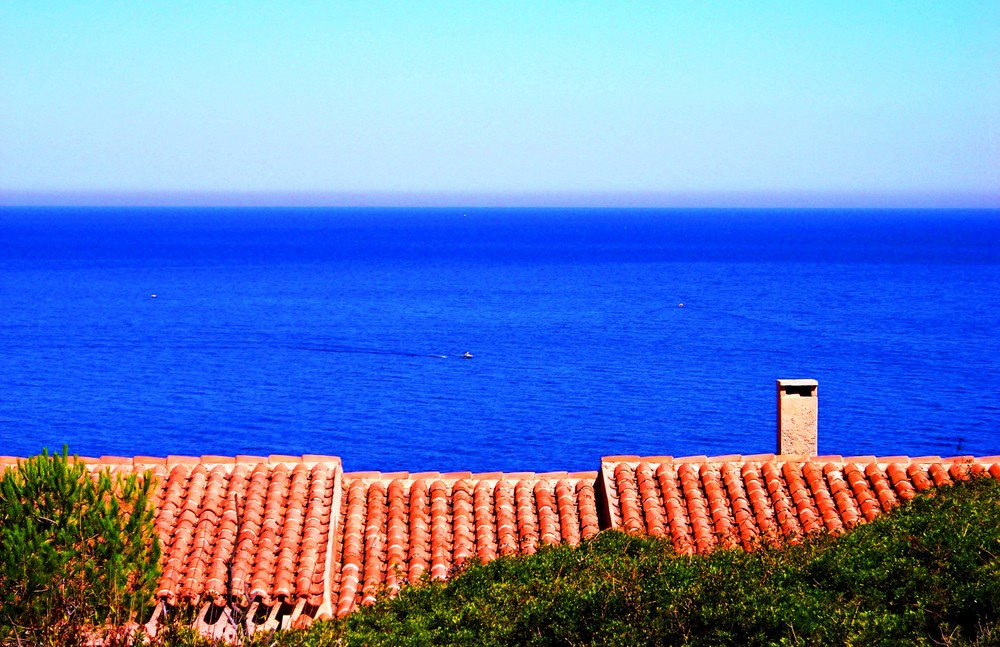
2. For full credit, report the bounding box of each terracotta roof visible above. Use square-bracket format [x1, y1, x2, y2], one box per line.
[598, 454, 1000, 553]
[2, 451, 999, 638]
[330, 470, 600, 618]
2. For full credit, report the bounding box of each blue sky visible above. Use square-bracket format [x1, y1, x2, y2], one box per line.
[1, 1, 998, 206]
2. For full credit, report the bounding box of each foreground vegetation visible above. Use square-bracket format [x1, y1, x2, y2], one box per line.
[0, 448, 160, 645]
[2, 450, 999, 645]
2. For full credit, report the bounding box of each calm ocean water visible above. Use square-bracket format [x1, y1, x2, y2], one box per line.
[1, 207, 998, 472]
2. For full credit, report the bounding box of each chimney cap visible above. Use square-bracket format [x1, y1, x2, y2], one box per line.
[777, 379, 818, 387]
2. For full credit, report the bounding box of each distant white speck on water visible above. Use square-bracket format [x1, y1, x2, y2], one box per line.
[151, 294, 157, 298]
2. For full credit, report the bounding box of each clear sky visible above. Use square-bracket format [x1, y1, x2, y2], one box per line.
[1, 1, 998, 206]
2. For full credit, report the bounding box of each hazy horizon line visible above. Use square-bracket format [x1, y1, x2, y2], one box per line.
[3, 190, 998, 209]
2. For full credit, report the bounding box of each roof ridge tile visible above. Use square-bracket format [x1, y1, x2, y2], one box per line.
[134, 456, 167, 465]
[99, 456, 134, 465]
[268, 454, 301, 464]
[301, 454, 342, 464]
[199, 455, 236, 465]
[774, 454, 809, 462]
[166, 455, 200, 466]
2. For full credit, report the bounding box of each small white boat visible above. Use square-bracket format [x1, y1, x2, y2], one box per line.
[463, 352, 473, 359]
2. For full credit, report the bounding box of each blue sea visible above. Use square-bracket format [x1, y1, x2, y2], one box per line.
[1, 207, 998, 472]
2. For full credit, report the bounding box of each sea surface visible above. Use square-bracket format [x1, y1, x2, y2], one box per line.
[1, 207, 998, 472]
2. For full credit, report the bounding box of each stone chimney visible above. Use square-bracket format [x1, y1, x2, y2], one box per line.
[777, 379, 818, 455]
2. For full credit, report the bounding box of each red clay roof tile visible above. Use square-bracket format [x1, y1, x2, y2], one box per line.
[578, 481, 600, 539]
[720, 462, 756, 548]
[325, 471, 608, 610]
[657, 463, 694, 553]
[122, 457, 341, 615]
[599, 456, 1000, 561]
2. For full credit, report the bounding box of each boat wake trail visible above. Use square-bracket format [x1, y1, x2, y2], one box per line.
[292, 345, 449, 359]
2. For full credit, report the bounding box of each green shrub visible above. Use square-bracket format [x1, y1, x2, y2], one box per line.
[0, 447, 161, 646]
[806, 475, 1000, 645]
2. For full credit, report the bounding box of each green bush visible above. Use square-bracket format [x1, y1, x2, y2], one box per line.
[0, 447, 161, 646]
